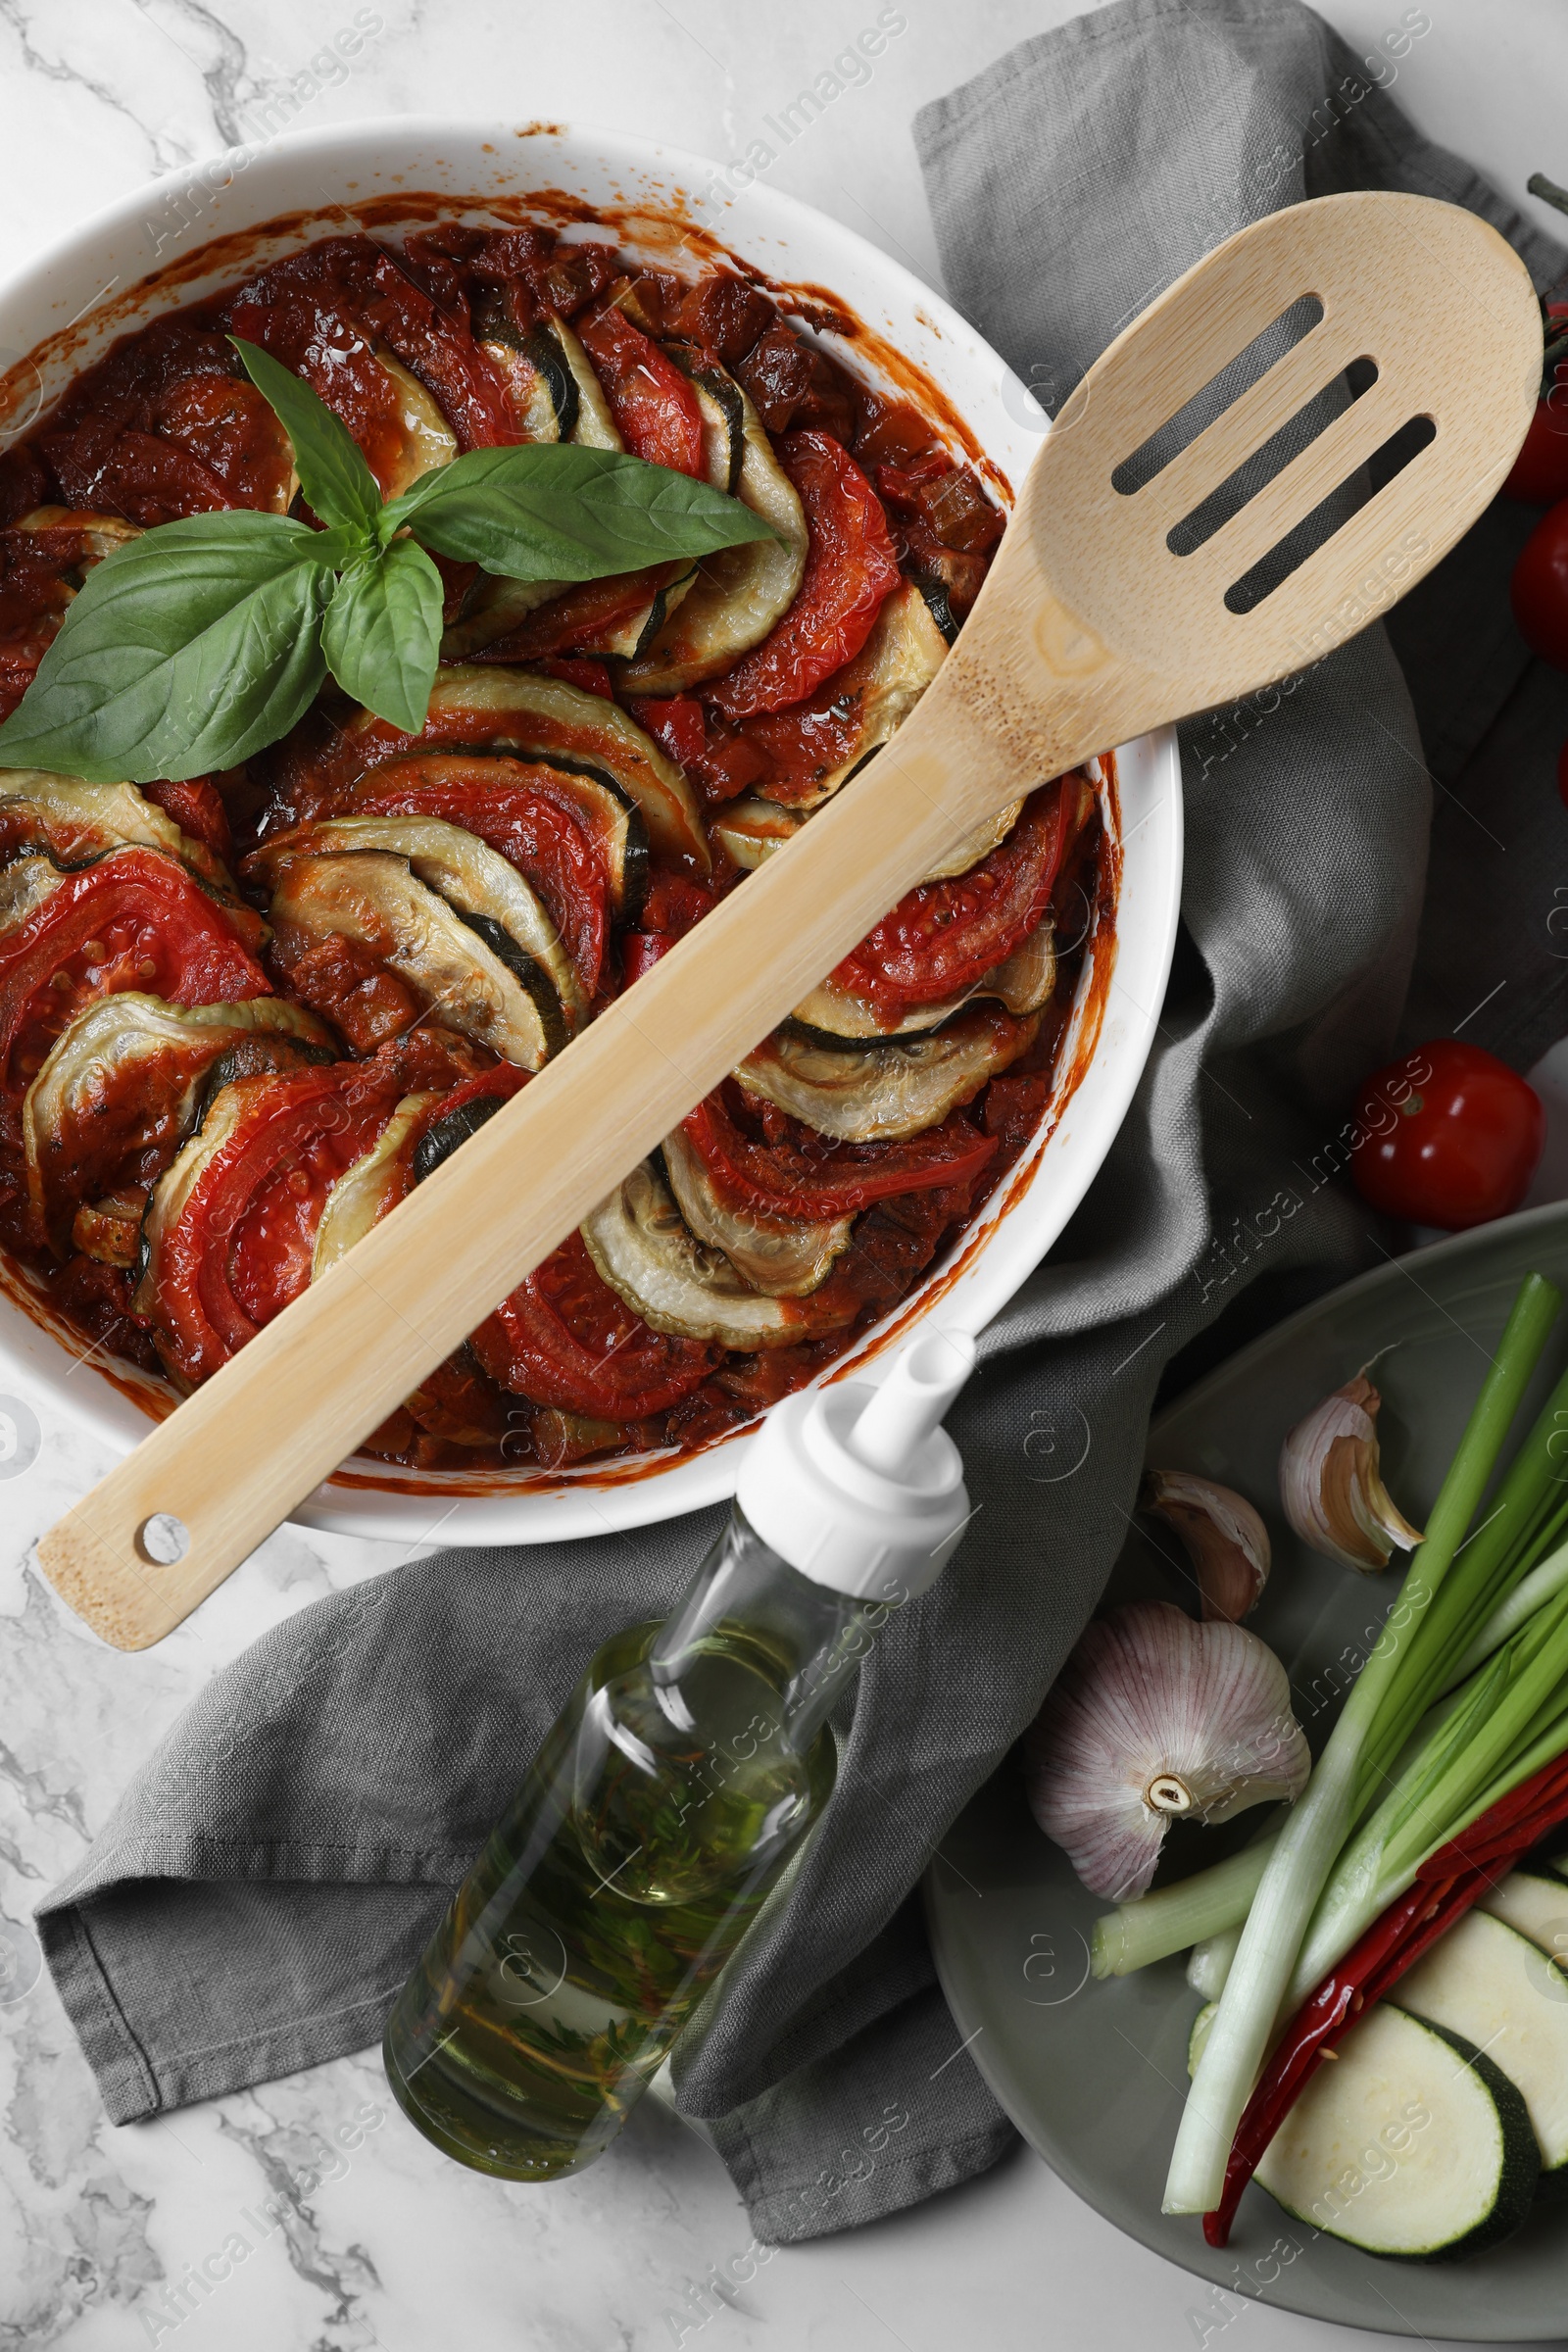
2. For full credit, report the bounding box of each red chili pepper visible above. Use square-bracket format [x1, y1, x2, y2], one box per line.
[1201, 1744, 1568, 2246]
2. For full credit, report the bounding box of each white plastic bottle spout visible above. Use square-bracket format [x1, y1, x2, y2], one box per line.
[735, 1329, 976, 1601]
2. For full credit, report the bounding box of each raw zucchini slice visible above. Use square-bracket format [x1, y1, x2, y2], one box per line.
[616, 368, 808, 694]
[371, 349, 459, 497]
[1479, 1869, 1568, 1970]
[250, 816, 586, 1032]
[267, 849, 564, 1069]
[1254, 2000, 1538, 2260]
[1398, 1905, 1568, 2187]
[661, 1123, 853, 1298]
[734, 1007, 1039, 1144]
[581, 1158, 857, 1348]
[420, 665, 708, 867]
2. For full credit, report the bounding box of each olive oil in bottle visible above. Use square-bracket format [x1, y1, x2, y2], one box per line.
[382, 1330, 974, 2180]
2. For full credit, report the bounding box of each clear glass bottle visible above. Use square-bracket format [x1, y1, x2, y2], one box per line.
[382, 1330, 974, 2182]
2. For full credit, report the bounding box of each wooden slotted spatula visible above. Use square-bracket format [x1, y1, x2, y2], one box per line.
[36, 191, 1540, 1646]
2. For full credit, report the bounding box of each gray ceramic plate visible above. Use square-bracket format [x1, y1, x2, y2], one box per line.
[926, 1202, 1568, 2340]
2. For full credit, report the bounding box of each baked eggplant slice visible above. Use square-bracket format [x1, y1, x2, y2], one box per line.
[266, 849, 564, 1068]
[792, 913, 1057, 1038]
[23, 991, 330, 1250]
[0, 772, 251, 916]
[312, 1090, 442, 1278]
[616, 367, 808, 694]
[418, 665, 708, 867]
[249, 815, 587, 1031]
[442, 559, 698, 663]
[751, 582, 951, 811]
[372, 347, 459, 496]
[661, 1123, 854, 1297]
[735, 1006, 1041, 1143]
[582, 1159, 857, 1348]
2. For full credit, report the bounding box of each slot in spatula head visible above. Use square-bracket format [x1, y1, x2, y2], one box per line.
[957, 192, 1541, 773]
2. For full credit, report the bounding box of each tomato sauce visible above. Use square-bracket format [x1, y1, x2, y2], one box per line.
[0, 214, 1107, 1475]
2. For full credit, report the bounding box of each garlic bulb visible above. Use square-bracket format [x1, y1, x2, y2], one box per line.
[1280, 1372, 1423, 1574]
[1141, 1469, 1270, 1622]
[1022, 1600, 1309, 1903]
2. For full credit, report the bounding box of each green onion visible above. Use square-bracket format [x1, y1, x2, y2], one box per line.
[1163, 1272, 1562, 2215]
[1090, 1834, 1278, 1977]
[1446, 1538, 1568, 1688]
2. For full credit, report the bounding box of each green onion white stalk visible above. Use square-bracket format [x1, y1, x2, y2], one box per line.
[1162, 1273, 1562, 2215]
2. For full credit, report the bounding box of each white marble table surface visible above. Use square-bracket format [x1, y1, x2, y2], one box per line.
[3, 2, 1566, 2346]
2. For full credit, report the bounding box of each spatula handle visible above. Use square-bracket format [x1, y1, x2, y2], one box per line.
[35, 649, 1085, 1647]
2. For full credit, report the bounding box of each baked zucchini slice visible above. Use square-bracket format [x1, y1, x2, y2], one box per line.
[371, 348, 459, 497]
[581, 1159, 857, 1348]
[661, 1124, 853, 1298]
[751, 582, 951, 812]
[313, 1090, 442, 1278]
[267, 849, 564, 1068]
[792, 913, 1056, 1039]
[419, 665, 708, 867]
[249, 815, 587, 1032]
[1253, 2000, 1538, 2260]
[0, 772, 252, 921]
[712, 789, 1025, 888]
[616, 366, 808, 693]
[1398, 1906, 1568, 2191]
[735, 1007, 1040, 1143]
[22, 992, 330, 1250]
[473, 294, 623, 451]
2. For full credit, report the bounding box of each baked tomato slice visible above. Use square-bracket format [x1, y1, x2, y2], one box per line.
[681, 1083, 996, 1221]
[832, 782, 1069, 1016]
[705, 430, 899, 718]
[352, 755, 616, 996]
[0, 849, 270, 1092]
[470, 1229, 715, 1418]
[576, 308, 705, 475]
[139, 1058, 408, 1384]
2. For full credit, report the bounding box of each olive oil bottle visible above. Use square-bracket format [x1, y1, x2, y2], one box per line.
[382, 1331, 974, 2180]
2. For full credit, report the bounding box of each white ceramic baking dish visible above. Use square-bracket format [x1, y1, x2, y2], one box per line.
[0, 119, 1182, 1544]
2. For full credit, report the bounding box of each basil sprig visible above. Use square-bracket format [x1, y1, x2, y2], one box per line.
[0, 334, 773, 781]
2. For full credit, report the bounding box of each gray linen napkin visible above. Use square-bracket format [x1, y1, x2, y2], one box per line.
[36, 0, 1568, 2244]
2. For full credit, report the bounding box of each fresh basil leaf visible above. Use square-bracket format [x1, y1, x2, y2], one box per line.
[229, 334, 383, 537]
[382, 443, 776, 581]
[0, 513, 345, 782]
[320, 538, 444, 735]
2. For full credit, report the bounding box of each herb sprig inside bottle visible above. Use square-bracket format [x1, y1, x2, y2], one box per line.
[0, 334, 777, 783]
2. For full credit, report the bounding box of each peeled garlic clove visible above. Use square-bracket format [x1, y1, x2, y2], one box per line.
[1141, 1469, 1270, 1622]
[1021, 1599, 1310, 1903]
[1280, 1371, 1424, 1575]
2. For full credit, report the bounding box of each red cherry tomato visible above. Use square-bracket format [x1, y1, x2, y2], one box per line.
[1511, 498, 1568, 668]
[1503, 304, 1568, 503]
[1349, 1040, 1544, 1230]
